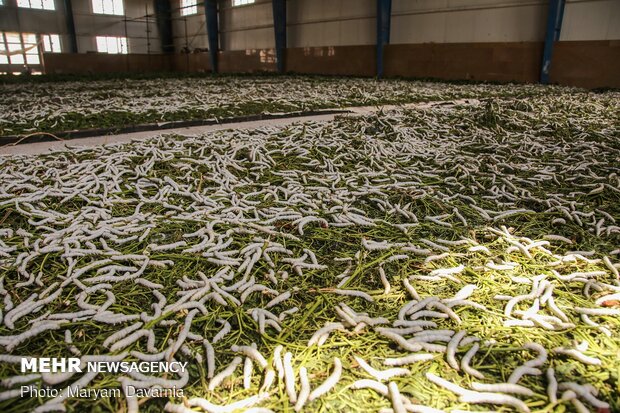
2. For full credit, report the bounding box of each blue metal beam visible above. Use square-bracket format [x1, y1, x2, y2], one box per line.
[62, 0, 78, 53]
[205, 0, 219, 73]
[540, 0, 566, 84]
[154, 0, 174, 53]
[272, 0, 287, 73]
[376, 0, 392, 79]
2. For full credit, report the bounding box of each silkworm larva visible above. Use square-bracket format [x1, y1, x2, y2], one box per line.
[384, 354, 435, 366]
[332, 288, 374, 302]
[459, 391, 530, 413]
[546, 368, 557, 403]
[379, 266, 391, 294]
[354, 356, 409, 381]
[460, 343, 484, 379]
[522, 342, 547, 368]
[552, 348, 601, 366]
[208, 357, 242, 391]
[243, 356, 253, 390]
[273, 345, 284, 380]
[308, 357, 342, 401]
[283, 352, 297, 403]
[308, 323, 345, 347]
[231, 344, 268, 369]
[388, 382, 407, 413]
[446, 330, 467, 370]
[507, 366, 542, 384]
[294, 366, 310, 412]
[470, 382, 533, 396]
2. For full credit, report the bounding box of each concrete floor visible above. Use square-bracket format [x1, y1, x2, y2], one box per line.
[0, 99, 477, 157]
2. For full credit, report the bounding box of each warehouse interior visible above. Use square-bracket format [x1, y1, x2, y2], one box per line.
[0, 1, 619, 413]
[0, 0, 619, 86]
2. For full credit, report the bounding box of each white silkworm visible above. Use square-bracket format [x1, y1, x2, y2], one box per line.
[559, 382, 610, 408]
[402, 279, 420, 300]
[187, 393, 269, 413]
[283, 352, 297, 403]
[459, 391, 530, 413]
[448, 284, 477, 301]
[470, 382, 534, 396]
[574, 306, 620, 316]
[388, 382, 407, 413]
[460, 343, 484, 379]
[204, 340, 215, 378]
[261, 368, 275, 392]
[446, 330, 467, 370]
[266, 291, 291, 308]
[231, 344, 268, 369]
[508, 366, 542, 384]
[294, 366, 310, 412]
[552, 347, 601, 365]
[308, 322, 345, 347]
[429, 264, 465, 277]
[308, 357, 341, 401]
[379, 266, 391, 294]
[384, 353, 435, 366]
[354, 356, 409, 381]
[468, 245, 490, 254]
[332, 288, 374, 302]
[425, 373, 468, 396]
[243, 355, 253, 390]
[208, 357, 242, 391]
[213, 319, 231, 343]
[273, 345, 284, 380]
[546, 368, 557, 403]
[523, 342, 547, 368]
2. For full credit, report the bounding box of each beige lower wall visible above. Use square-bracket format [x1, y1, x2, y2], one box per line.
[42, 41, 620, 89]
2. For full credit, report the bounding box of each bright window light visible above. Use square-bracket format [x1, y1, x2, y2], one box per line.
[17, 0, 55, 10]
[96, 36, 128, 54]
[42, 34, 62, 53]
[233, 0, 255, 6]
[92, 0, 124, 15]
[5, 33, 26, 65]
[180, 0, 197, 16]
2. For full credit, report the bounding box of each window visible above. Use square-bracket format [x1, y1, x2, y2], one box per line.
[96, 36, 128, 54]
[92, 0, 123, 15]
[180, 0, 197, 16]
[233, 0, 254, 6]
[0, 32, 42, 65]
[17, 0, 55, 10]
[42, 34, 62, 53]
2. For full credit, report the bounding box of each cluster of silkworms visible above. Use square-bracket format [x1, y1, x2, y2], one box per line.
[0, 76, 561, 135]
[0, 92, 618, 412]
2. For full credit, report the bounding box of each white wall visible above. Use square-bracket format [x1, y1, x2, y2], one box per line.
[219, 0, 273, 50]
[391, 0, 548, 44]
[171, 1, 208, 51]
[561, 0, 620, 41]
[2, 0, 618, 59]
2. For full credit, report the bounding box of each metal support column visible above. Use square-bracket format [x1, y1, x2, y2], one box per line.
[272, 0, 286, 73]
[63, 0, 78, 53]
[205, 0, 219, 73]
[376, 0, 392, 79]
[540, 0, 566, 84]
[154, 0, 174, 53]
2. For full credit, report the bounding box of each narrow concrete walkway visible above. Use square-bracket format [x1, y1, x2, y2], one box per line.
[0, 99, 478, 157]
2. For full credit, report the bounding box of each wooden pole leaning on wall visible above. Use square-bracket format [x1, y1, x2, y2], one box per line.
[540, 0, 566, 84]
[205, 0, 219, 74]
[272, 0, 287, 73]
[376, 0, 392, 79]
